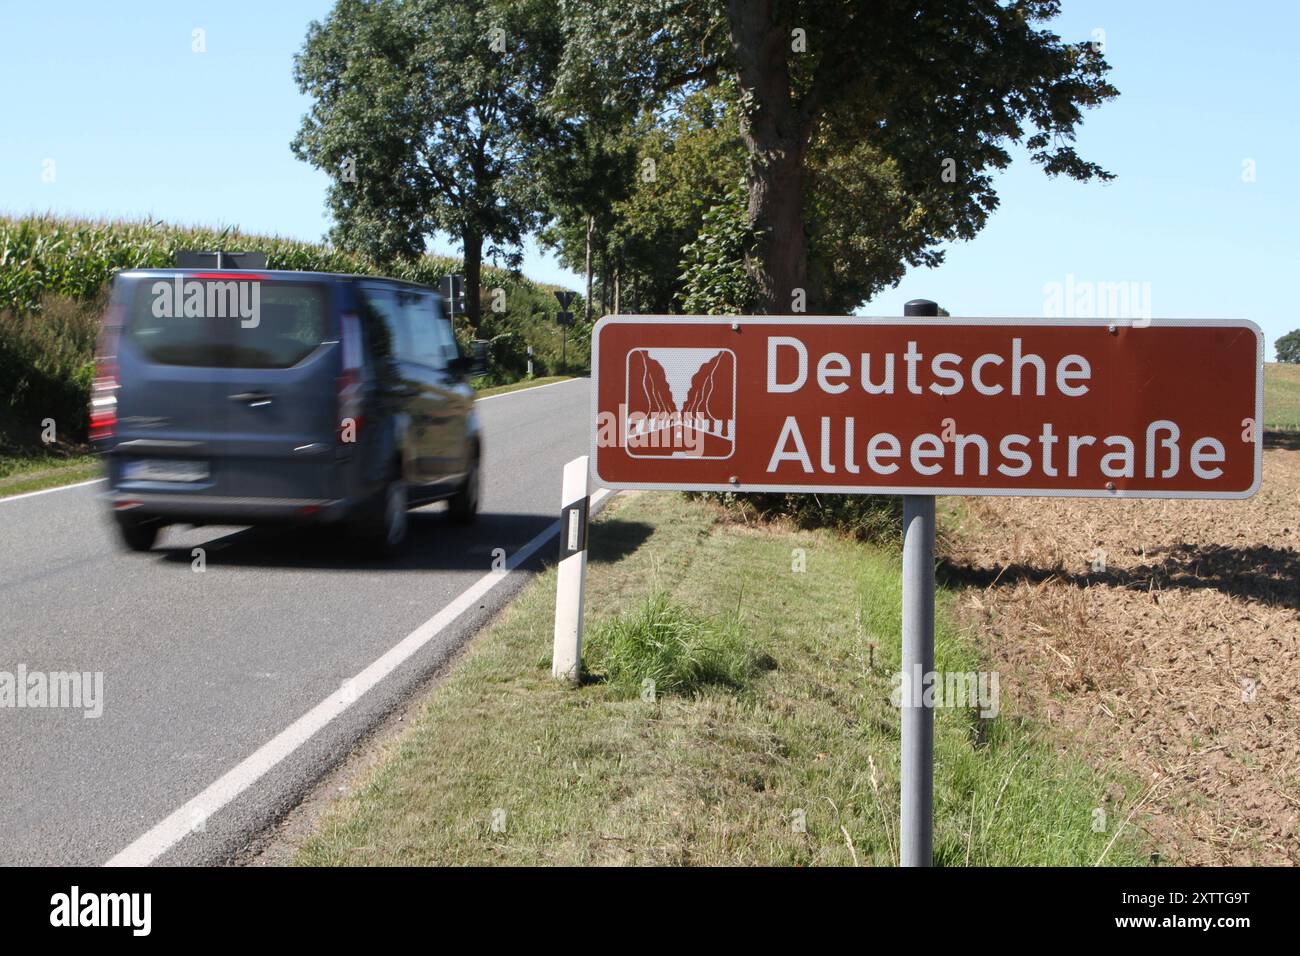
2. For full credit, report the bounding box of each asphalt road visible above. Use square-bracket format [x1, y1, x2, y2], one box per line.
[0, 377, 593, 865]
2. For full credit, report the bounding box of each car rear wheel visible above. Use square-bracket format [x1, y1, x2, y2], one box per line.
[116, 517, 161, 552]
[447, 451, 480, 525]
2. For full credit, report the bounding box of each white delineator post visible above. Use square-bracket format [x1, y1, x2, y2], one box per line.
[552, 455, 591, 683]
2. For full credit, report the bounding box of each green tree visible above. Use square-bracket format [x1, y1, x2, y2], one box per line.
[678, 179, 755, 314]
[616, 91, 746, 313]
[535, 113, 636, 319]
[556, 0, 1117, 314]
[541, 89, 747, 315]
[292, 0, 561, 330]
[1277, 330, 1300, 364]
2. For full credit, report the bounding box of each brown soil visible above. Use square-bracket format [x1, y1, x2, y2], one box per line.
[943, 434, 1300, 865]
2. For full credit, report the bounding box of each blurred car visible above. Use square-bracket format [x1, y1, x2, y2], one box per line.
[91, 260, 481, 555]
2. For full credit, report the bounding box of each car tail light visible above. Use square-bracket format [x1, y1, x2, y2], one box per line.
[90, 304, 123, 442]
[337, 312, 365, 443]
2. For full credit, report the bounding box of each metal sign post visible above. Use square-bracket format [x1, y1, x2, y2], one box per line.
[900, 298, 938, 867]
[554, 290, 577, 371]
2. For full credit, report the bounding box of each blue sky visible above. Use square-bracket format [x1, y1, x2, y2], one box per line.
[2, 1, 1295, 356]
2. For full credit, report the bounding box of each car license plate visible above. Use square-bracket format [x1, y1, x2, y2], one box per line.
[124, 459, 209, 483]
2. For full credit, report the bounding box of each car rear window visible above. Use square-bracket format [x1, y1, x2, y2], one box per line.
[124, 275, 332, 368]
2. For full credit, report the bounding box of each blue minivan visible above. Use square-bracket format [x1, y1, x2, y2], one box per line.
[91, 263, 481, 555]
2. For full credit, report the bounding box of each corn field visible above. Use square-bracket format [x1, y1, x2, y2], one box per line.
[0, 214, 566, 315]
[0, 215, 589, 448]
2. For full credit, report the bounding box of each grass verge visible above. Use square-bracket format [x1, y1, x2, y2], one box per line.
[0, 446, 99, 498]
[474, 375, 575, 399]
[293, 491, 1147, 866]
[585, 590, 770, 699]
[1263, 361, 1300, 430]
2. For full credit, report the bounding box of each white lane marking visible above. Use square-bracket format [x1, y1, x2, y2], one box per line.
[105, 487, 612, 867]
[0, 477, 106, 504]
[475, 377, 586, 403]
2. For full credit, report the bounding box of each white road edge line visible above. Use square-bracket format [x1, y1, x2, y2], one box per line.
[475, 376, 586, 402]
[0, 476, 106, 504]
[104, 486, 611, 867]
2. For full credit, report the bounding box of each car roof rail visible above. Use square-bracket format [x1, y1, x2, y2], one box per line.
[175, 251, 268, 270]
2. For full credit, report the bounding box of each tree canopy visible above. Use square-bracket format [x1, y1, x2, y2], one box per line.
[553, 0, 1117, 314]
[1277, 330, 1300, 364]
[292, 0, 561, 328]
[293, 0, 1117, 322]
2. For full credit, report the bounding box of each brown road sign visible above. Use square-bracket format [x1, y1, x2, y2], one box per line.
[590, 316, 1263, 498]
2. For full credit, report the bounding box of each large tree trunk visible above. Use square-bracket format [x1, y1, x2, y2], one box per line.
[746, 148, 808, 314]
[727, 0, 814, 315]
[462, 228, 482, 332]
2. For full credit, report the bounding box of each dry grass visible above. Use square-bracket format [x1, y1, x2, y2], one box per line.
[943, 436, 1300, 864]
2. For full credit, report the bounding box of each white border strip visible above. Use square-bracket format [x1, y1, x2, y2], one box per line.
[105, 486, 610, 867]
[589, 315, 1265, 501]
[0, 476, 105, 504]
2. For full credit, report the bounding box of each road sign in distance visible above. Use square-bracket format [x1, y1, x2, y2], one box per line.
[439, 275, 466, 315]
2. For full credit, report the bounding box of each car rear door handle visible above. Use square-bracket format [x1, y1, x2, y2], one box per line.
[230, 391, 275, 406]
